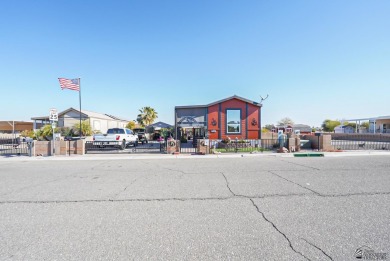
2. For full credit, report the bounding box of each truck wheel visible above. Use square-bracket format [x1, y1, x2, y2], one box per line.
[120, 140, 126, 150]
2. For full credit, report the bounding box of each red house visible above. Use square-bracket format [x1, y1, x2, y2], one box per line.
[175, 95, 262, 140]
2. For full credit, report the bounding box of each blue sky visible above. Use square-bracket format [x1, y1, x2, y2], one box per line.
[1, 0, 389, 127]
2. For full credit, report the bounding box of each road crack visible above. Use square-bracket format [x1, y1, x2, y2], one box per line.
[280, 159, 321, 171]
[301, 238, 333, 260]
[111, 178, 139, 199]
[221, 173, 238, 197]
[249, 198, 311, 261]
[268, 171, 390, 198]
[268, 170, 322, 196]
[0, 196, 234, 204]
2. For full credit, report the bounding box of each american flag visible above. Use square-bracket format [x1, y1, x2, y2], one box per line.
[58, 78, 80, 91]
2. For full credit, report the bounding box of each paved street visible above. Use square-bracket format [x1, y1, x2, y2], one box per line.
[0, 155, 389, 260]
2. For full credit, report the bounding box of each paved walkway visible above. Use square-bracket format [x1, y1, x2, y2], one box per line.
[1, 150, 390, 162]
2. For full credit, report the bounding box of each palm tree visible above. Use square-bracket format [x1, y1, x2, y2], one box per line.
[137, 107, 158, 127]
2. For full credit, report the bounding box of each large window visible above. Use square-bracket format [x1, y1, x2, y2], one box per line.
[226, 109, 241, 134]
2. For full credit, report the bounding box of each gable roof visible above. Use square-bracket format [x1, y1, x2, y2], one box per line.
[147, 121, 173, 129]
[292, 124, 312, 132]
[175, 95, 261, 109]
[32, 107, 128, 122]
[207, 95, 261, 107]
[335, 125, 354, 129]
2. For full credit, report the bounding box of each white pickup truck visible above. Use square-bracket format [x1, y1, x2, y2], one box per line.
[93, 128, 138, 150]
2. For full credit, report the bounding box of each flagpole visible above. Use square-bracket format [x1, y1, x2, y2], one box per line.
[79, 78, 82, 140]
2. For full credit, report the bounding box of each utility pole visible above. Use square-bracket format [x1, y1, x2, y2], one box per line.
[259, 94, 269, 140]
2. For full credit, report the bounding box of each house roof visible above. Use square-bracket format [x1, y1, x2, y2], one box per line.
[335, 125, 354, 129]
[342, 115, 390, 122]
[0, 121, 33, 132]
[208, 95, 261, 107]
[175, 95, 261, 109]
[292, 124, 312, 132]
[31, 107, 128, 122]
[147, 121, 173, 129]
[375, 115, 390, 120]
[273, 124, 312, 132]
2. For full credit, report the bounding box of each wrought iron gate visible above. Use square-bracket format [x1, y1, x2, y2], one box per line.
[0, 137, 32, 156]
[85, 141, 166, 154]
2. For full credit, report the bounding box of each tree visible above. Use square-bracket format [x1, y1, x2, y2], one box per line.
[126, 121, 136, 130]
[321, 119, 341, 132]
[344, 122, 357, 129]
[261, 127, 270, 133]
[34, 124, 61, 140]
[161, 127, 174, 138]
[41, 124, 54, 137]
[137, 106, 158, 127]
[72, 120, 93, 136]
[278, 117, 294, 126]
[361, 122, 369, 129]
[263, 124, 274, 131]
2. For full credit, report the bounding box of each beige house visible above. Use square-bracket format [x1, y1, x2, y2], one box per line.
[343, 116, 390, 134]
[370, 116, 390, 133]
[31, 108, 128, 134]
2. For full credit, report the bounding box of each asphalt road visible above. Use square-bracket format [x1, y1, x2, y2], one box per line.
[0, 156, 389, 260]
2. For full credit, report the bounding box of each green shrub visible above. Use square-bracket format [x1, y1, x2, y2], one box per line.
[20, 130, 35, 138]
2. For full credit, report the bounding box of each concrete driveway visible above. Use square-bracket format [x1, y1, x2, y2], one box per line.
[0, 155, 389, 260]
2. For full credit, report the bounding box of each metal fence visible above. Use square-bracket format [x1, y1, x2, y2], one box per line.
[209, 139, 279, 153]
[179, 140, 198, 154]
[331, 140, 390, 150]
[180, 147, 198, 154]
[85, 141, 166, 154]
[330, 134, 390, 142]
[0, 137, 31, 156]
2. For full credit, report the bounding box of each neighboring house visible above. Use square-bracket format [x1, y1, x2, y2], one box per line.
[292, 124, 312, 134]
[271, 124, 312, 135]
[31, 108, 128, 134]
[369, 116, 390, 134]
[175, 95, 262, 140]
[146, 121, 173, 131]
[334, 125, 355, 133]
[341, 116, 390, 134]
[0, 121, 33, 134]
[146, 122, 174, 140]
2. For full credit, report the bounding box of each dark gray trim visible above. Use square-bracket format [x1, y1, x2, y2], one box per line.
[259, 107, 262, 139]
[218, 103, 222, 139]
[175, 105, 207, 109]
[205, 107, 208, 137]
[174, 108, 177, 139]
[225, 108, 242, 135]
[245, 103, 248, 139]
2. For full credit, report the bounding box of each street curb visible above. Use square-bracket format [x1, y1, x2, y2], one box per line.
[2, 151, 390, 162]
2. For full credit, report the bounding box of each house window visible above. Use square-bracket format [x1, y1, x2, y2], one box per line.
[226, 109, 241, 134]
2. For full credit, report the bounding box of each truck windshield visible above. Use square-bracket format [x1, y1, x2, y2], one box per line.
[107, 128, 125, 134]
